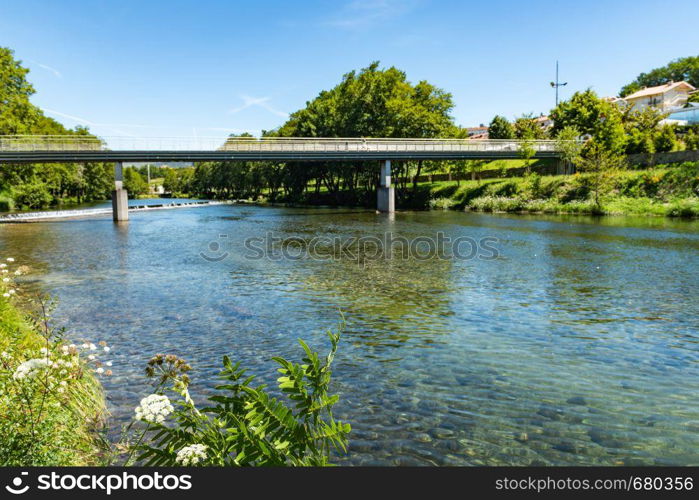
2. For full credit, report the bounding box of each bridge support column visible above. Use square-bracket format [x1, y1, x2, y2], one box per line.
[112, 162, 129, 222]
[377, 160, 395, 213]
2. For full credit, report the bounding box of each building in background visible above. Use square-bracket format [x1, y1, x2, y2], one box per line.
[465, 125, 489, 140]
[622, 81, 696, 112]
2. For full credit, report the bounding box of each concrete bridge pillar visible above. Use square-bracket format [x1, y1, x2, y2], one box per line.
[112, 162, 129, 221]
[377, 160, 395, 213]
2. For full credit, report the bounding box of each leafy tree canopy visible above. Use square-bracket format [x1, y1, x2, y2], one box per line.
[550, 89, 627, 154]
[514, 114, 547, 139]
[488, 115, 515, 139]
[619, 56, 699, 97]
[275, 61, 457, 138]
[0, 47, 39, 134]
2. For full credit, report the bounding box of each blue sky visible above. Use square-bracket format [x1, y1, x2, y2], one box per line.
[1, 0, 697, 140]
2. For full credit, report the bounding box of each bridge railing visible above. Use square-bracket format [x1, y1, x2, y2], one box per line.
[0, 135, 563, 153]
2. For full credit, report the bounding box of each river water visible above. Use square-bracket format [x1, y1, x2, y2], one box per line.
[1, 202, 698, 465]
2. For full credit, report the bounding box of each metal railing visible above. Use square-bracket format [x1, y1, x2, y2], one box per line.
[0, 135, 563, 153]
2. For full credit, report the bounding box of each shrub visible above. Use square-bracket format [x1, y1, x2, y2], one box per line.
[0, 259, 108, 465]
[429, 197, 455, 210]
[468, 196, 524, 213]
[131, 327, 350, 466]
[654, 125, 678, 152]
[0, 192, 13, 211]
[13, 182, 53, 209]
[522, 172, 542, 200]
[665, 198, 699, 217]
[556, 175, 589, 202]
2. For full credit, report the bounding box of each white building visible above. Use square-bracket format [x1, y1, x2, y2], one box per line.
[622, 81, 696, 112]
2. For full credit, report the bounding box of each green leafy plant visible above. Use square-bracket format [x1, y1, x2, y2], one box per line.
[0, 259, 108, 466]
[133, 326, 350, 466]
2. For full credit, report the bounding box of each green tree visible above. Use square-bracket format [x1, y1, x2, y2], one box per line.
[0, 47, 39, 134]
[620, 56, 699, 97]
[488, 115, 515, 139]
[517, 135, 536, 174]
[577, 140, 626, 207]
[123, 168, 148, 197]
[550, 89, 627, 154]
[654, 124, 678, 152]
[555, 126, 583, 173]
[273, 61, 457, 204]
[683, 129, 699, 150]
[514, 114, 546, 139]
[623, 106, 667, 154]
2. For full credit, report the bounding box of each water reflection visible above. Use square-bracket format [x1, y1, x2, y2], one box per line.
[0, 204, 697, 465]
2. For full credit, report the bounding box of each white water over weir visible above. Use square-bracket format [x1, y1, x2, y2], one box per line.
[0, 200, 229, 223]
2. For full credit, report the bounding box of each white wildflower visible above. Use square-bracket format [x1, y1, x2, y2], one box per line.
[6, 258, 14, 262]
[134, 394, 174, 424]
[81, 343, 89, 349]
[89, 343, 97, 351]
[1, 351, 10, 360]
[8, 289, 15, 295]
[95, 367, 104, 374]
[88, 354, 96, 360]
[106, 361, 113, 367]
[14, 270, 20, 276]
[13, 358, 52, 380]
[2, 293, 9, 298]
[40, 347, 50, 356]
[175, 444, 208, 466]
[2, 278, 9, 282]
[1, 270, 8, 274]
[103, 346, 111, 353]
[0, 264, 6, 268]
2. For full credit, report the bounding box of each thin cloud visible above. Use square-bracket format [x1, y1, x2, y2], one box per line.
[42, 108, 139, 137]
[326, 0, 419, 29]
[228, 95, 288, 118]
[31, 61, 62, 79]
[42, 108, 257, 137]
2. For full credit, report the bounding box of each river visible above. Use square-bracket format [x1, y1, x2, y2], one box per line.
[1, 201, 698, 465]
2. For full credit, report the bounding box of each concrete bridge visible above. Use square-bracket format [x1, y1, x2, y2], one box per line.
[0, 135, 564, 220]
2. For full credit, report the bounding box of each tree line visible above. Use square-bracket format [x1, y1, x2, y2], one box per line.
[2, 46, 698, 210]
[0, 48, 114, 210]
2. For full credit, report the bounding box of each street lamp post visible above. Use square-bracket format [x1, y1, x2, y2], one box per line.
[550, 60, 568, 107]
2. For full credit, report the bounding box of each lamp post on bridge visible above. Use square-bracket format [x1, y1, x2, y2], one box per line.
[550, 60, 567, 107]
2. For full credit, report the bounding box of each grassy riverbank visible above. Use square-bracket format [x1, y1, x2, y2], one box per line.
[426, 162, 699, 217]
[0, 265, 107, 465]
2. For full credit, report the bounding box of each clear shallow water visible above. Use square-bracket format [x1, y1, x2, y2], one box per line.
[1, 203, 698, 465]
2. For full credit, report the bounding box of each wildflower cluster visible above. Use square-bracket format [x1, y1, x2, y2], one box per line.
[145, 353, 192, 385]
[175, 444, 208, 466]
[12, 358, 52, 381]
[0, 257, 25, 299]
[134, 394, 174, 424]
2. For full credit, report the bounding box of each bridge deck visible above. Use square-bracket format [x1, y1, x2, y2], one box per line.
[0, 136, 563, 162]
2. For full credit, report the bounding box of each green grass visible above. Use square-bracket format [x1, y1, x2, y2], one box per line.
[424, 162, 699, 217]
[0, 271, 107, 466]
